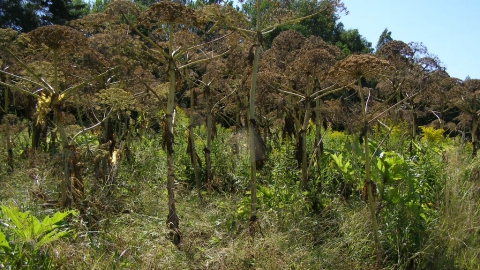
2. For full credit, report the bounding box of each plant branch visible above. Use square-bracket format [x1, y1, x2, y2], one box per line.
[178, 49, 230, 70]
[0, 69, 46, 90]
[4, 47, 54, 92]
[61, 67, 118, 99]
[368, 92, 419, 124]
[121, 12, 170, 60]
[175, 31, 234, 60]
[69, 108, 113, 144]
[0, 80, 40, 98]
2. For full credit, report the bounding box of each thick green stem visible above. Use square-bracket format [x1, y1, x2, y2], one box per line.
[4, 87, 13, 173]
[248, 1, 262, 220]
[249, 58, 260, 216]
[301, 80, 312, 190]
[358, 78, 382, 265]
[52, 49, 73, 208]
[205, 85, 213, 187]
[472, 116, 478, 157]
[53, 49, 59, 94]
[166, 25, 180, 245]
[187, 74, 200, 196]
[315, 98, 322, 180]
[57, 102, 72, 208]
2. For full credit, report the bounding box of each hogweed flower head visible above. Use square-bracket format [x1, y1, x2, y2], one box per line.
[329, 54, 391, 84]
[140, 2, 200, 28]
[29, 25, 88, 52]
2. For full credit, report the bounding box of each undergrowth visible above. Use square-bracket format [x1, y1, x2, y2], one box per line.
[0, 121, 479, 269]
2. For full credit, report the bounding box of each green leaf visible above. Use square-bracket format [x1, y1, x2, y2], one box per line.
[257, 185, 273, 199]
[1, 205, 76, 250]
[0, 231, 10, 252]
[0, 205, 38, 240]
[385, 187, 401, 204]
[41, 210, 76, 229]
[330, 153, 354, 181]
[375, 151, 407, 184]
[35, 230, 69, 251]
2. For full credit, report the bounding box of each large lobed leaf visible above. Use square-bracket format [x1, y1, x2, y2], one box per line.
[0, 205, 77, 250]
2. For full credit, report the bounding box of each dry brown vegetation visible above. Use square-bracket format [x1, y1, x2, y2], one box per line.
[1, 1, 480, 269]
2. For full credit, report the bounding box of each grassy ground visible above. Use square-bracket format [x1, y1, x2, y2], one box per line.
[1, 125, 479, 269]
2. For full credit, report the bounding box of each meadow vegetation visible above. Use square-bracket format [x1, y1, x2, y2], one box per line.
[1, 1, 480, 269]
[1, 118, 479, 269]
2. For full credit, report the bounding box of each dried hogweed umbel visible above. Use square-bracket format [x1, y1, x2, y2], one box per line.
[29, 25, 88, 51]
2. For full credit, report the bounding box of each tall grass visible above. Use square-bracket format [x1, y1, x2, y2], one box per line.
[1, 122, 479, 269]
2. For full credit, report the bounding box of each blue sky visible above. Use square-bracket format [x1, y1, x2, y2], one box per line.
[338, 0, 480, 80]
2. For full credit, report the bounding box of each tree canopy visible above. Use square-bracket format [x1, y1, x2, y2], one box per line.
[0, 0, 89, 32]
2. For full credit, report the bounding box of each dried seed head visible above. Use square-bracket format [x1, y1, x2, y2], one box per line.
[95, 88, 137, 112]
[271, 30, 305, 53]
[196, 4, 248, 29]
[70, 1, 140, 34]
[0, 28, 18, 45]
[329, 54, 391, 83]
[416, 56, 443, 72]
[376, 40, 413, 62]
[301, 36, 343, 59]
[291, 49, 336, 76]
[140, 2, 200, 28]
[104, 0, 140, 17]
[29, 25, 88, 51]
[70, 13, 112, 33]
[171, 30, 198, 49]
[463, 79, 480, 94]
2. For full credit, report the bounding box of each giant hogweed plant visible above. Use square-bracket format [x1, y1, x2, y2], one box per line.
[272, 35, 348, 191]
[0, 25, 117, 208]
[115, 1, 232, 246]
[0, 205, 77, 269]
[329, 132, 440, 267]
[328, 53, 403, 265]
[377, 126, 446, 267]
[214, 0, 346, 239]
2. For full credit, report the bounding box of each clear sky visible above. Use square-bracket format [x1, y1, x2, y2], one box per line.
[338, 0, 480, 80]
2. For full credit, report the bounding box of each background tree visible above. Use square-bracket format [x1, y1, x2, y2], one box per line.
[375, 28, 392, 51]
[90, 0, 111, 13]
[0, 0, 89, 32]
[0, 0, 40, 32]
[243, 0, 372, 55]
[336, 28, 372, 55]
